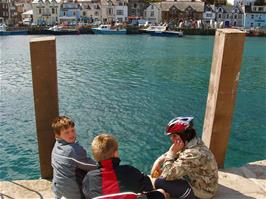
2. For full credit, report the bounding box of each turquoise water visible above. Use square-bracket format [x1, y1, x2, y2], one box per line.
[0, 35, 265, 180]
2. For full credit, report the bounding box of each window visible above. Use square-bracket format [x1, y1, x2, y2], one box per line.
[218, 8, 223, 12]
[234, 21, 236, 26]
[108, 8, 113, 15]
[64, 11, 66, 16]
[226, 14, 229, 18]
[258, 23, 261, 27]
[83, 11, 86, 16]
[95, 11, 98, 16]
[116, 10, 123, 15]
[73, 11, 76, 16]
[218, 13, 222, 19]
[258, 7, 263, 11]
[250, 22, 253, 27]
[39, 8, 41, 14]
[234, 14, 237, 19]
[134, 3, 137, 8]
[251, 14, 254, 19]
[150, 11, 154, 17]
[206, 13, 212, 17]
[52, 8, 55, 14]
[151, 5, 154, 10]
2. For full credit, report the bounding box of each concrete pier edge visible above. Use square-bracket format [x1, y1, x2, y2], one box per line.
[1, 160, 265, 199]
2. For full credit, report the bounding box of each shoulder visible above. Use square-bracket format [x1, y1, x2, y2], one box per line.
[69, 142, 87, 155]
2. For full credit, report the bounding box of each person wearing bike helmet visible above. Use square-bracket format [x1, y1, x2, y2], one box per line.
[150, 117, 218, 199]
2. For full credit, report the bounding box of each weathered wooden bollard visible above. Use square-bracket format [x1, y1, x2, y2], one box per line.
[202, 29, 245, 168]
[30, 37, 59, 179]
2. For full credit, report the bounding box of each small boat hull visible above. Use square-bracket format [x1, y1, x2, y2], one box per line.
[47, 30, 80, 35]
[151, 31, 183, 37]
[91, 28, 126, 35]
[0, 30, 28, 36]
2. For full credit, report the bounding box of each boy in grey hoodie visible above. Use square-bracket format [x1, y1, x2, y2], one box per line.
[51, 116, 96, 199]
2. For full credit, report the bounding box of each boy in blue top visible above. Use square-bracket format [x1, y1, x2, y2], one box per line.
[51, 116, 97, 199]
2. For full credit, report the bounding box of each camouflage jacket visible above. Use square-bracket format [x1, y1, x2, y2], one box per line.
[161, 137, 218, 199]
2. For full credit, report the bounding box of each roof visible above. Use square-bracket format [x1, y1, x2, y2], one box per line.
[216, 5, 244, 14]
[22, 9, 33, 15]
[32, 0, 60, 3]
[161, 1, 205, 12]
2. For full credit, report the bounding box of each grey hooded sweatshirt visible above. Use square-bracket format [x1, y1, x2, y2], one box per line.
[52, 139, 96, 199]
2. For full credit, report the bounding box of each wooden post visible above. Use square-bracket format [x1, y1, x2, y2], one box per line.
[202, 29, 245, 168]
[30, 37, 59, 179]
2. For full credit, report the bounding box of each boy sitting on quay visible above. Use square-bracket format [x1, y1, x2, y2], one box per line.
[83, 133, 166, 199]
[51, 116, 97, 199]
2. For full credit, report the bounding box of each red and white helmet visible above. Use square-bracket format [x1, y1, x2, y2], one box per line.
[165, 116, 194, 135]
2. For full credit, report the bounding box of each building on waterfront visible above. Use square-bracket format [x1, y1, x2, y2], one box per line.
[202, 4, 216, 27]
[160, 1, 205, 26]
[114, 0, 128, 22]
[32, 0, 60, 25]
[0, 0, 18, 25]
[101, 0, 128, 23]
[15, 0, 33, 24]
[0, 0, 10, 24]
[59, 0, 81, 24]
[215, 5, 243, 27]
[144, 2, 161, 24]
[128, 0, 148, 18]
[227, 0, 256, 5]
[242, 3, 266, 28]
[79, 0, 102, 23]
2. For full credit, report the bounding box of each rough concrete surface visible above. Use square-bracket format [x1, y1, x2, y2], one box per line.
[1, 160, 265, 199]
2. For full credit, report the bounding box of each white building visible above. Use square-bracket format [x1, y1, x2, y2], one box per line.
[215, 5, 244, 27]
[227, 0, 256, 6]
[243, 4, 266, 28]
[114, 0, 128, 22]
[203, 4, 216, 25]
[144, 3, 161, 24]
[79, 0, 102, 23]
[32, 0, 60, 25]
[101, 0, 128, 23]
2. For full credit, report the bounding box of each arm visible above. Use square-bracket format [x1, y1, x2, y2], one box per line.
[150, 153, 166, 178]
[161, 149, 201, 181]
[71, 144, 97, 171]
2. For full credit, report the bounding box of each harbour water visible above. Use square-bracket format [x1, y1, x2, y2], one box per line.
[0, 35, 265, 180]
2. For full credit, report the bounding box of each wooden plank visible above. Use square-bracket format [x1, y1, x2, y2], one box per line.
[30, 36, 59, 179]
[202, 29, 245, 168]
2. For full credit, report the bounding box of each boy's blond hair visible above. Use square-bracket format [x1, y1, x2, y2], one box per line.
[51, 116, 75, 135]
[91, 134, 118, 162]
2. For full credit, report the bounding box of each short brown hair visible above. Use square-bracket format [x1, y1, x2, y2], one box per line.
[51, 116, 75, 135]
[91, 134, 118, 162]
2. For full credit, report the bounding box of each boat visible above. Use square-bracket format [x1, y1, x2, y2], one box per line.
[91, 24, 127, 35]
[150, 30, 184, 37]
[47, 25, 80, 35]
[0, 23, 28, 36]
[142, 24, 167, 33]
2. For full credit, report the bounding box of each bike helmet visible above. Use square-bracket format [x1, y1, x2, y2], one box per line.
[165, 116, 194, 136]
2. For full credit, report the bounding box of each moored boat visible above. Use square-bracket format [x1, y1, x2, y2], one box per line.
[47, 25, 80, 35]
[150, 30, 184, 37]
[0, 23, 28, 36]
[91, 25, 126, 35]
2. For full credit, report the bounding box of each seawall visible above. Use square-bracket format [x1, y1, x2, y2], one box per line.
[0, 160, 265, 199]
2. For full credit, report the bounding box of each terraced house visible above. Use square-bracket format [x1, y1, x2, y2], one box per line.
[215, 5, 243, 27]
[59, 0, 81, 24]
[32, 0, 60, 25]
[79, 0, 101, 23]
[101, 0, 128, 23]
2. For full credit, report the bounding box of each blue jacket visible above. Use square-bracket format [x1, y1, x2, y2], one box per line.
[52, 139, 96, 199]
